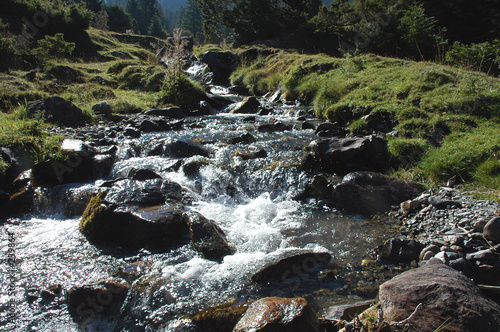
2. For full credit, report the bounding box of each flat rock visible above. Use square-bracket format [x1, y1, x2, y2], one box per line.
[379, 259, 500, 332]
[233, 297, 320, 332]
[252, 251, 331, 282]
[331, 172, 424, 216]
[306, 135, 389, 174]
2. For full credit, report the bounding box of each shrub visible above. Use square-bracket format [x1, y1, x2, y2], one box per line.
[446, 41, 500, 76]
[35, 33, 75, 58]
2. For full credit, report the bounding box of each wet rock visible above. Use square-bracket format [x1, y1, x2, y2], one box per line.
[187, 211, 236, 262]
[242, 116, 256, 123]
[128, 169, 162, 181]
[79, 191, 190, 249]
[228, 85, 251, 96]
[376, 238, 425, 263]
[145, 107, 186, 119]
[192, 101, 215, 116]
[252, 251, 331, 282]
[200, 51, 239, 85]
[114, 261, 152, 283]
[230, 97, 261, 114]
[379, 259, 500, 332]
[182, 157, 209, 178]
[160, 139, 211, 158]
[325, 300, 372, 321]
[31, 140, 112, 187]
[139, 119, 163, 133]
[233, 297, 320, 332]
[5, 178, 35, 217]
[257, 122, 291, 133]
[187, 301, 248, 332]
[484, 217, 500, 244]
[124, 126, 141, 138]
[331, 172, 424, 216]
[67, 280, 129, 320]
[301, 121, 315, 130]
[27, 96, 87, 127]
[92, 102, 113, 116]
[104, 178, 182, 207]
[237, 149, 267, 160]
[306, 135, 389, 174]
[228, 133, 256, 145]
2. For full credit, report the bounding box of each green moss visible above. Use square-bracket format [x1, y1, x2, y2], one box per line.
[79, 191, 107, 235]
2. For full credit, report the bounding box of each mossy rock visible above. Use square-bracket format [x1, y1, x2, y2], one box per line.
[79, 191, 190, 249]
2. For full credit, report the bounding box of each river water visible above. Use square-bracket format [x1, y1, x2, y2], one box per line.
[0, 70, 403, 331]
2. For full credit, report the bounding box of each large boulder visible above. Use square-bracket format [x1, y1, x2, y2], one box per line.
[252, 251, 331, 283]
[330, 172, 424, 216]
[305, 135, 389, 174]
[379, 259, 500, 332]
[229, 97, 261, 114]
[79, 179, 190, 250]
[233, 297, 320, 332]
[31, 139, 113, 186]
[200, 51, 239, 85]
[27, 97, 87, 127]
[187, 211, 236, 262]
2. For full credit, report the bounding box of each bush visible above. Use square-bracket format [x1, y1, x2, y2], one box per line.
[158, 75, 206, 108]
[35, 33, 75, 58]
[446, 41, 500, 76]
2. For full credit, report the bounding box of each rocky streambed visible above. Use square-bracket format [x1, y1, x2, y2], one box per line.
[0, 52, 499, 332]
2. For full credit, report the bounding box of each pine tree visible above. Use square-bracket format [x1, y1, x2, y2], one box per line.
[181, 0, 202, 36]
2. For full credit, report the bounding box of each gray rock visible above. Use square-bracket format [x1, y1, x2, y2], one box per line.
[124, 126, 141, 138]
[484, 217, 500, 244]
[27, 96, 87, 127]
[306, 135, 389, 174]
[379, 259, 500, 332]
[228, 133, 256, 145]
[233, 297, 320, 332]
[92, 101, 113, 116]
[330, 172, 424, 216]
[230, 97, 261, 114]
[145, 107, 186, 119]
[376, 238, 425, 263]
[252, 251, 331, 282]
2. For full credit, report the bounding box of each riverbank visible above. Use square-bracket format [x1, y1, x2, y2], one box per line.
[1, 29, 500, 331]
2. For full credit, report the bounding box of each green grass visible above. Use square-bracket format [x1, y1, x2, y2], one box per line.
[0, 108, 64, 173]
[232, 49, 500, 191]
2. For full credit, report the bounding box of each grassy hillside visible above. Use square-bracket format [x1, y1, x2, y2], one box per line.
[231, 49, 500, 196]
[0, 28, 205, 174]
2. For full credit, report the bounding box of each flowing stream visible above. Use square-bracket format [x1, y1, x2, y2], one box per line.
[0, 65, 403, 331]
